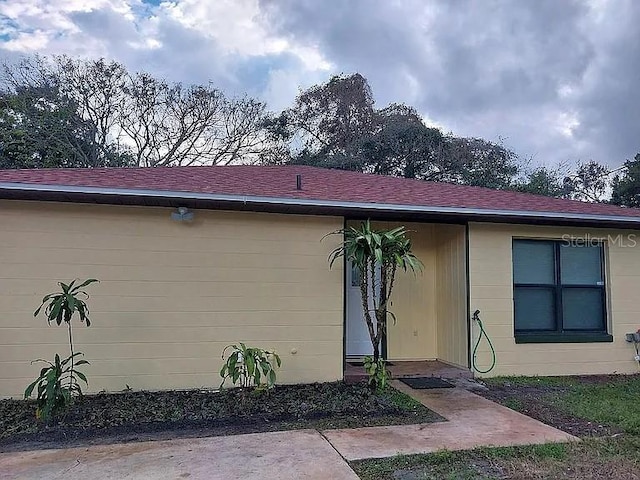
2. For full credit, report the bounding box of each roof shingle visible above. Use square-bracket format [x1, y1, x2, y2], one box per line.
[0, 165, 639, 219]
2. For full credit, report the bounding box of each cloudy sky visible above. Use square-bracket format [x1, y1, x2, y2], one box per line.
[0, 0, 638, 169]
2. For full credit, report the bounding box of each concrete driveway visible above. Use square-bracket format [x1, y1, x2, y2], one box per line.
[0, 430, 359, 480]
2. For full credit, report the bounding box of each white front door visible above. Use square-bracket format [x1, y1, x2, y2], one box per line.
[346, 261, 378, 357]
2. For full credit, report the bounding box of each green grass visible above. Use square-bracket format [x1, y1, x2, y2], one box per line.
[483, 375, 577, 388]
[381, 385, 431, 411]
[489, 374, 640, 434]
[351, 439, 640, 480]
[501, 397, 525, 411]
[555, 379, 640, 434]
[352, 443, 571, 480]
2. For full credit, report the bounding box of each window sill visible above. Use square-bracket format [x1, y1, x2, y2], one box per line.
[515, 333, 613, 344]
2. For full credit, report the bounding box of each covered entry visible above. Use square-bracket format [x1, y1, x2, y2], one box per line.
[344, 221, 469, 371]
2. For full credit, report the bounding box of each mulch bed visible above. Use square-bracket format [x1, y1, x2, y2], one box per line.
[476, 378, 623, 437]
[0, 381, 442, 452]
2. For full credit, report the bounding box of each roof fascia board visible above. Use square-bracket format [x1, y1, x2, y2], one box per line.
[1, 181, 640, 226]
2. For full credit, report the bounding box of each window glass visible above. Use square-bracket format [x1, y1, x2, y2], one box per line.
[513, 240, 555, 285]
[514, 288, 555, 331]
[562, 288, 604, 330]
[560, 244, 603, 285]
[512, 239, 607, 338]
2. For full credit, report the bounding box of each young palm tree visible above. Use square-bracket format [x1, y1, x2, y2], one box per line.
[327, 220, 423, 362]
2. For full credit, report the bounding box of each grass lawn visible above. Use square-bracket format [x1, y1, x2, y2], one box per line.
[351, 374, 640, 480]
[0, 381, 442, 452]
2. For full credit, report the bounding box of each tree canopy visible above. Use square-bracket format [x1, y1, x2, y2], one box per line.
[611, 154, 640, 207]
[0, 56, 270, 168]
[266, 74, 520, 190]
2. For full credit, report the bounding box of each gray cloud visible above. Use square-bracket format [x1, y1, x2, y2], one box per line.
[1, 0, 638, 168]
[261, 0, 639, 167]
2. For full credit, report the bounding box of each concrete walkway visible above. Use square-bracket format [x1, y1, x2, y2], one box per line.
[323, 380, 579, 461]
[0, 383, 578, 479]
[0, 430, 359, 480]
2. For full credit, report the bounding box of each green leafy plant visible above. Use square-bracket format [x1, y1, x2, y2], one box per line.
[326, 221, 421, 388]
[364, 356, 390, 392]
[24, 353, 89, 420]
[220, 343, 281, 389]
[26, 278, 98, 419]
[33, 278, 98, 383]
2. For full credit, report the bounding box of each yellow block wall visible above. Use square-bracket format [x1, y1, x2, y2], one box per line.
[370, 222, 438, 361]
[0, 201, 344, 398]
[435, 225, 468, 368]
[469, 222, 640, 377]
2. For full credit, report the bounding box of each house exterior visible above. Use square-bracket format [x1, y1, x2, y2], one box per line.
[0, 165, 639, 398]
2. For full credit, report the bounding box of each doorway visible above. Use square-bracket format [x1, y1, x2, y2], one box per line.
[345, 261, 378, 357]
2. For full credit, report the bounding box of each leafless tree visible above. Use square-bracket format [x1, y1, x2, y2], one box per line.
[1, 55, 271, 167]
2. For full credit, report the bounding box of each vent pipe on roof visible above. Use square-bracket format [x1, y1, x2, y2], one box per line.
[296, 174, 302, 190]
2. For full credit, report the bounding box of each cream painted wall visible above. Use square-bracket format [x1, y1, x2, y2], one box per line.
[0, 200, 344, 398]
[469, 222, 640, 377]
[435, 225, 468, 368]
[385, 222, 438, 361]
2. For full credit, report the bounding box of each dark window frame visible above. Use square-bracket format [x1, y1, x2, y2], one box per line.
[513, 239, 612, 344]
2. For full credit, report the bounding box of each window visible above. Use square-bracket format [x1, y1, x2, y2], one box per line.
[512, 239, 612, 343]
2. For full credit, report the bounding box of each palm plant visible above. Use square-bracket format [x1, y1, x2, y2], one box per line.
[327, 221, 422, 363]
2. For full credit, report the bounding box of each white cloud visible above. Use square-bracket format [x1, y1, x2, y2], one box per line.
[0, 0, 331, 99]
[2, 29, 49, 51]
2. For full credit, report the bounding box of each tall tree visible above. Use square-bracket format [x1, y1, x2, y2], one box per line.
[444, 136, 519, 189]
[612, 154, 640, 207]
[1, 55, 270, 168]
[0, 83, 131, 168]
[289, 73, 375, 162]
[355, 103, 449, 179]
[563, 160, 610, 202]
[272, 73, 522, 189]
[514, 165, 570, 198]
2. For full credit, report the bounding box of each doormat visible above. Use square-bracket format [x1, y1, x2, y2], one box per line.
[348, 361, 394, 367]
[399, 377, 455, 389]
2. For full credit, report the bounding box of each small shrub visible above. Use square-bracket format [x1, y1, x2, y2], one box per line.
[28, 278, 98, 419]
[220, 343, 281, 389]
[364, 356, 390, 391]
[24, 353, 89, 420]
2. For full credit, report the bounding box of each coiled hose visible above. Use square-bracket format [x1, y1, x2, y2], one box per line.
[471, 309, 496, 374]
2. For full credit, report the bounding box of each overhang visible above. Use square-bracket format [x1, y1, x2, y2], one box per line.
[1, 181, 640, 229]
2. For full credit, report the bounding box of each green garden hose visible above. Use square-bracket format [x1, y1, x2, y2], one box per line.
[471, 310, 496, 374]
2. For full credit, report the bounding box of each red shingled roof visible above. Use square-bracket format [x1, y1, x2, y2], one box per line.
[0, 165, 639, 219]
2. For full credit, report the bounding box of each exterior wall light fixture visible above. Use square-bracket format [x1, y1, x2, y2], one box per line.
[171, 206, 194, 222]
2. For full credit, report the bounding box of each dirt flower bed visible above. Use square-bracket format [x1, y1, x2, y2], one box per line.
[0, 381, 442, 451]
